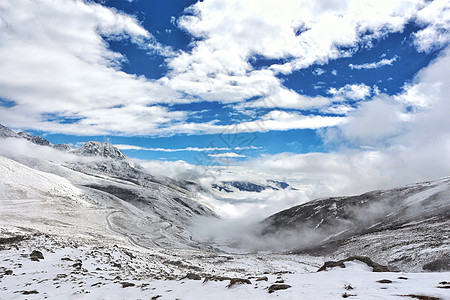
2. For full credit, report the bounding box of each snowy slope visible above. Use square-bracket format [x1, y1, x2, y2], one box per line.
[259, 177, 450, 271]
[0, 142, 217, 250]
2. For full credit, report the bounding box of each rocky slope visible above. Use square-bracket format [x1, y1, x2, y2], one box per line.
[259, 177, 450, 271]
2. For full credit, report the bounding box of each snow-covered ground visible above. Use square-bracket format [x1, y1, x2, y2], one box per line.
[1, 232, 449, 300]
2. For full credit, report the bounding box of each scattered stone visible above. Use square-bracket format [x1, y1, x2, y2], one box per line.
[112, 262, 122, 268]
[342, 292, 356, 298]
[61, 257, 72, 261]
[203, 275, 231, 283]
[55, 274, 67, 279]
[30, 250, 44, 261]
[21, 290, 39, 295]
[275, 279, 285, 283]
[227, 278, 252, 288]
[377, 279, 393, 284]
[185, 273, 201, 280]
[256, 276, 268, 281]
[121, 282, 135, 288]
[72, 260, 82, 269]
[344, 284, 353, 290]
[437, 281, 450, 289]
[318, 256, 390, 272]
[399, 295, 441, 300]
[268, 284, 291, 293]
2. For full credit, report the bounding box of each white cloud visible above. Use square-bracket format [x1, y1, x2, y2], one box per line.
[0, 0, 180, 135]
[166, 0, 425, 103]
[413, 0, 450, 52]
[208, 152, 245, 158]
[246, 83, 371, 110]
[327, 83, 371, 100]
[349, 56, 398, 69]
[114, 144, 260, 152]
[222, 46, 450, 209]
[0, 0, 447, 137]
[313, 68, 326, 76]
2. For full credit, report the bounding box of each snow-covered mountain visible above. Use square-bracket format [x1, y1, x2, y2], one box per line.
[0, 124, 20, 138]
[74, 141, 126, 159]
[212, 179, 294, 193]
[259, 177, 450, 272]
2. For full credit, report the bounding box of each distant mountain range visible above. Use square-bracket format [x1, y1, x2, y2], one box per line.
[212, 179, 295, 193]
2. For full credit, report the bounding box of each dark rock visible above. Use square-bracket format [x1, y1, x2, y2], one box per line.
[398, 277, 408, 280]
[151, 295, 162, 300]
[317, 256, 390, 272]
[399, 295, 441, 300]
[203, 275, 231, 283]
[342, 292, 356, 298]
[256, 276, 268, 281]
[4, 270, 13, 275]
[121, 282, 135, 288]
[275, 279, 285, 283]
[30, 250, 44, 261]
[61, 257, 72, 261]
[422, 257, 450, 272]
[21, 290, 39, 295]
[72, 260, 82, 269]
[377, 279, 393, 284]
[227, 278, 252, 288]
[185, 273, 201, 280]
[268, 284, 291, 293]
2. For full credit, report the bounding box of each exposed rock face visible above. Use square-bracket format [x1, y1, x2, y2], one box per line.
[54, 144, 73, 151]
[74, 141, 126, 159]
[422, 257, 450, 272]
[0, 124, 20, 139]
[18, 132, 52, 146]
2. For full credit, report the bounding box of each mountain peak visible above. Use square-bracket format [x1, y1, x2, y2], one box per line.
[0, 124, 20, 139]
[74, 141, 126, 159]
[18, 131, 53, 146]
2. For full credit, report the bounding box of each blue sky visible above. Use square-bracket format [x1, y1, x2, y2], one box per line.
[0, 0, 449, 170]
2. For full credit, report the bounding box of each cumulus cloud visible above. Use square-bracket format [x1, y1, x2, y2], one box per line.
[243, 47, 450, 200]
[413, 0, 450, 52]
[167, 0, 425, 104]
[0, 0, 181, 135]
[327, 83, 372, 100]
[0, 0, 448, 137]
